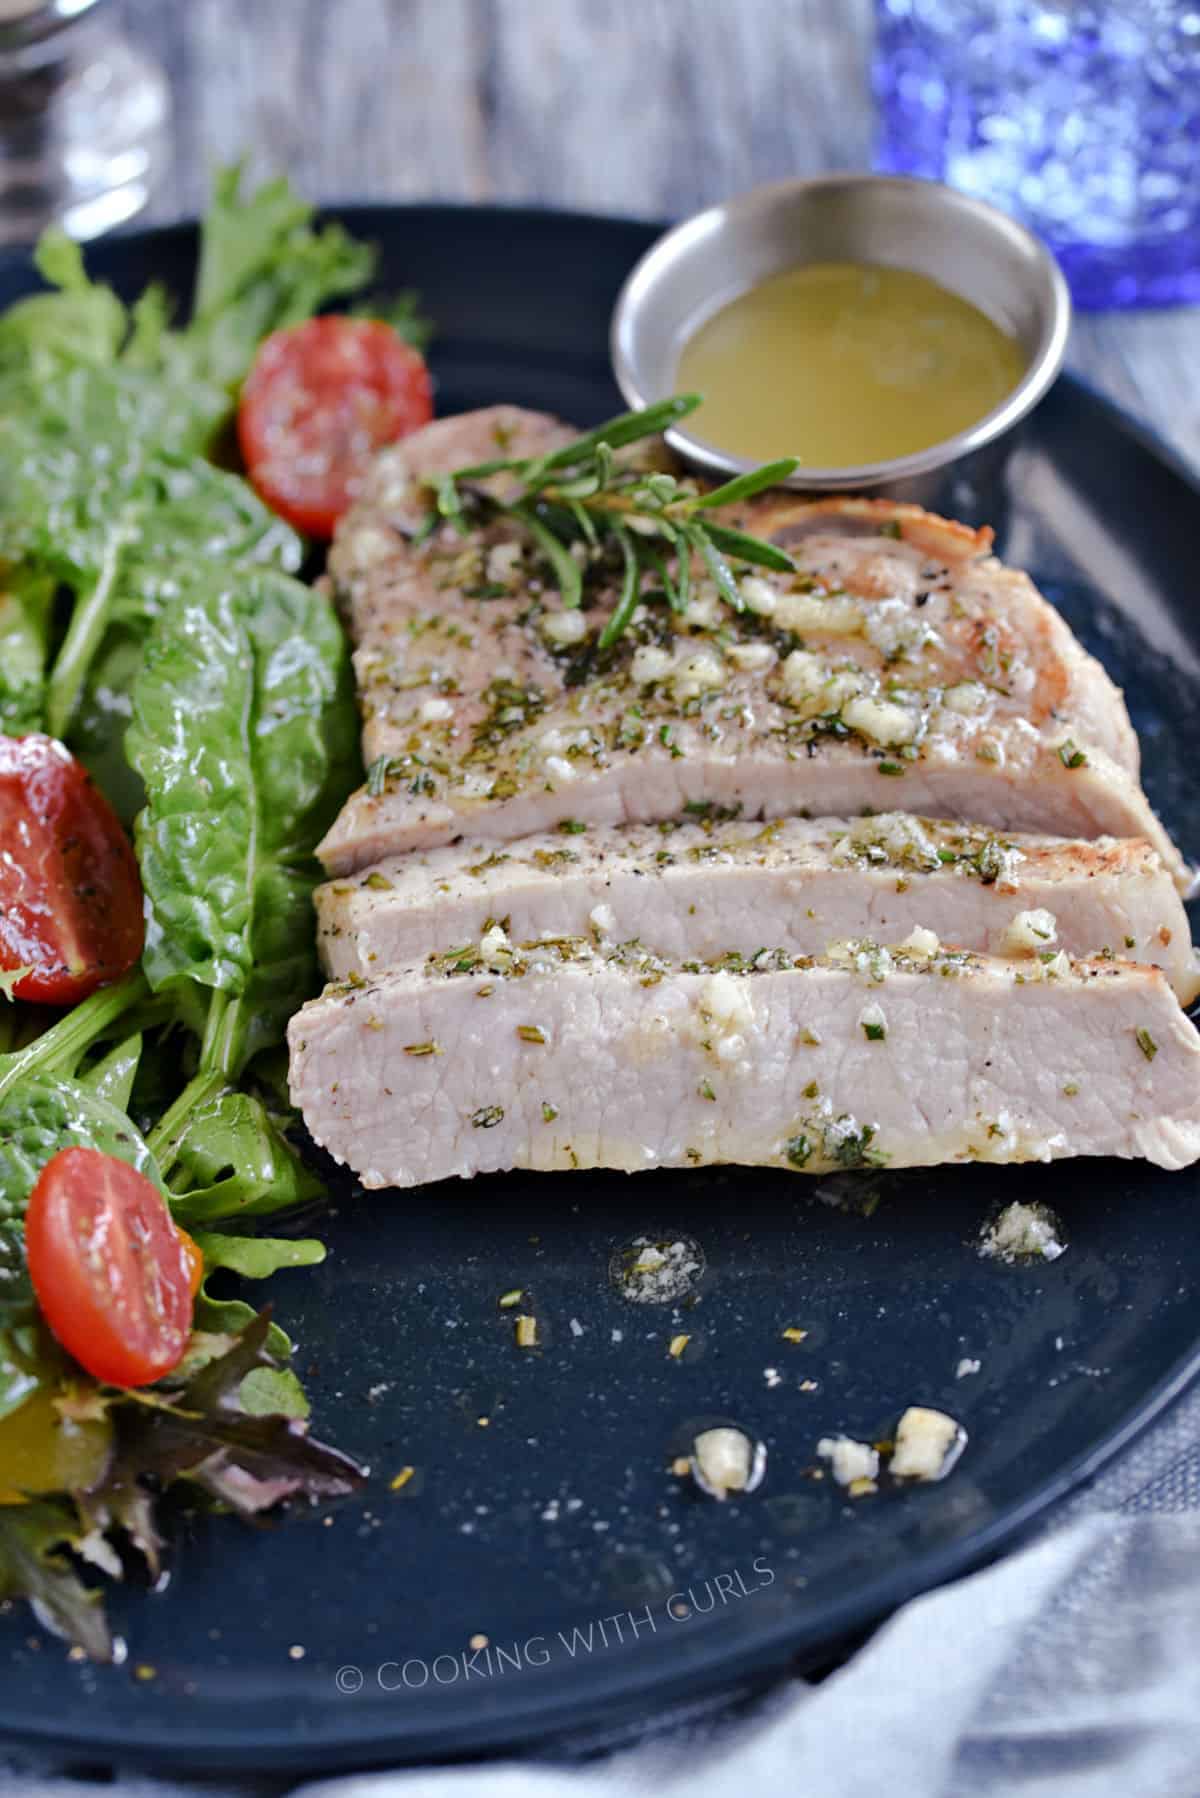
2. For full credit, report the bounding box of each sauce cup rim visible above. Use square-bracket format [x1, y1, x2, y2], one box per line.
[610, 172, 1072, 490]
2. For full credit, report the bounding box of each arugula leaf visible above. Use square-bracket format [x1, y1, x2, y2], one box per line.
[193, 1231, 324, 1279]
[129, 570, 357, 1079]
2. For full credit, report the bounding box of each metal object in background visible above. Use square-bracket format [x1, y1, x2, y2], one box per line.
[610, 173, 1070, 519]
[0, 0, 169, 244]
[874, 0, 1200, 310]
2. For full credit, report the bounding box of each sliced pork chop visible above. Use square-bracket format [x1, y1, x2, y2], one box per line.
[316, 813, 1199, 1004]
[320, 407, 1187, 887]
[288, 933, 1200, 1189]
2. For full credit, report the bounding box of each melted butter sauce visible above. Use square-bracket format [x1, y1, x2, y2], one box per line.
[677, 261, 1027, 467]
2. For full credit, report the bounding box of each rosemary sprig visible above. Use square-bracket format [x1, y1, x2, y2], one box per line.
[438, 395, 800, 646]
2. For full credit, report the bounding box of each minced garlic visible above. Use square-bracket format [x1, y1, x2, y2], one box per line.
[890, 1406, 966, 1482]
[817, 1434, 879, 1488]
[541, 609, 588, 646]
[690, 1427, 766, 1501]
[1003, 908, 1057, 953]
[841, 693, 917, 747]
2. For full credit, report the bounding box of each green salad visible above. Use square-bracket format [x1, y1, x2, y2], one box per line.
[0, 168, 430, 1658]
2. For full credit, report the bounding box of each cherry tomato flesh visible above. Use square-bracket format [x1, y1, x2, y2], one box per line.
[25, 1148, 194, 1389]
[0, 733, 144, 1005]
[237, 316, 433, 538]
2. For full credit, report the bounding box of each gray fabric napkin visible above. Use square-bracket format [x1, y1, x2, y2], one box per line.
[5, 1380, 1200, 1798]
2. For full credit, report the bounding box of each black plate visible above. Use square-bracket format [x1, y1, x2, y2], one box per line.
[2, 207, 1199, 1776]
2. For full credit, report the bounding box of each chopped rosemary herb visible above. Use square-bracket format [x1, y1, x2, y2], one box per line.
[1057, 739, 1088, 770]
[440, 396, 799, 647]
[364, 871, 394, 890]
[699, 1078, 717, 1102]
[403, 1041, 440, 1056]
[785, 1133, 812, 1168]
[516, 1024, 547, 1044]
[830, 1121, 885, 1169]
[558, 818, 587, 835]
[1136, 1027, 1158, 1062]
[541, 1101, 559, 1123]
[471, 1104, 505, 1128]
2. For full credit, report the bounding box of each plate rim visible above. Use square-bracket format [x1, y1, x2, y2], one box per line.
[1, 199, 1198, 1773]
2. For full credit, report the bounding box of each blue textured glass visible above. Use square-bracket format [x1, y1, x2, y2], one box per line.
[873, 1, 1200, 309]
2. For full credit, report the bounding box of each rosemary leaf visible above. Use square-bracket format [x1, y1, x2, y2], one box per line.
[440, 455, 513, 480]
[675, 530, 691, 612]
[512, 504, 583, 609]
[703, 521, 794, 573]
[567, 497, 598, 546]
[441, 395, 797, 648]
[694, 458, 800, 509]
[433, 473, 472, 538]
[528, 395, 702, 482]
[696, 531, 745, 613]
[552, 471, 602, 501]
[598, 528, 642, 650]
[649, 547, 683, 614]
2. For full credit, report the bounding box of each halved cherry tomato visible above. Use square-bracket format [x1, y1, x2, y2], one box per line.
[0, 733, 144, 1006]
[25, 1148, 194, 1389]
[237, 316, 433, 538]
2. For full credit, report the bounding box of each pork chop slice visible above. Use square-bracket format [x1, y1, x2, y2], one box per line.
[316, 813, 1199, 1005]
[320, 408, 1187, 885]
[288, 933, 1200, 1190]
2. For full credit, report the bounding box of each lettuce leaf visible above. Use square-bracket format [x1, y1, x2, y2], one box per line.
[2, 1313, 365, 1662]
[0, 167, 377, 435]
[187, 162, 375, 388]
[0, 164, 384, 742]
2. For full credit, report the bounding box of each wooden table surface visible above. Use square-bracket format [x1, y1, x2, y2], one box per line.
[117, 0, 1200, 471]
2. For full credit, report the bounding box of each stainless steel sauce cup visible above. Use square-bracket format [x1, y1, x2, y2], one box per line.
[611, 174, 1071, 517]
